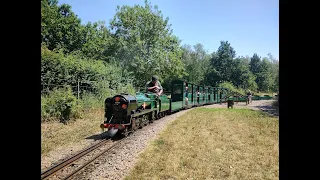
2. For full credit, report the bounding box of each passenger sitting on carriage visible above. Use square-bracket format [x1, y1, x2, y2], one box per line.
[247, 90, 252, 104]
[185, 86, 189, 105]
[146, 75, 163, 96]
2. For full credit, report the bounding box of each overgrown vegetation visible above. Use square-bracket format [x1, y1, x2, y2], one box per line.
[217, 81, 245, 95]
[41, 0, 279, 122]
[41, 87, 82, 123]
[41, 46, 135, 122]
[41, 109, 105, 154]
[125, 108, 279, 179]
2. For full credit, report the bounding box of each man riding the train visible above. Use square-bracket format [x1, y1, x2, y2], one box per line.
[146, 75, 163, 96]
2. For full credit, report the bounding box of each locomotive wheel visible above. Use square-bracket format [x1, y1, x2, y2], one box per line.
[149, 111, 155, 123]
[135, 110, 143, 129]
[153, 111, 157, 120]
[132, 118, 138, 131]
[138, 116, 143, 129]
[167, 110, 171, 115]
[143, 115, 148, 126]
[122, 127, 129, 137]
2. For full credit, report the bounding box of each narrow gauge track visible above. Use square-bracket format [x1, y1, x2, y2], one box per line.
[41, 137, 126, 180]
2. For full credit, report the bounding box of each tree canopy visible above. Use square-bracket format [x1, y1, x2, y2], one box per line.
[41, 0, 279, 93]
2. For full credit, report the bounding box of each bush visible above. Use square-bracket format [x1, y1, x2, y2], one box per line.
[41, 46, 134, 96]
[41, 87, 82, 123]
[217, 81, 245, 95]
[41, 47, 136, 123]
[80, 92, 102, 110]
[118, 83, 136, 95]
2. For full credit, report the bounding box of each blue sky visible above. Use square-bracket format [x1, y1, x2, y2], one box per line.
[58, 0, 279, 60]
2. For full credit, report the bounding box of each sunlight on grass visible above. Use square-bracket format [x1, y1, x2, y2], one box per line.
[125, 108, 279, 180]
[41, 109, 104, 155]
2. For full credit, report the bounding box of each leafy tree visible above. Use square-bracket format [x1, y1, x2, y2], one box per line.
[255, 58, 274, 92]
[217, 81, 245, 95]
[249, 53, 278, 92]
[231, 57, 258, 91]
[249, 53, 261, 75]
[41, 46, 133, 95]
[239, 55, 251, 66]
[181, 43, 210, 84]
[109, 0, 186, 86]
[267, 54, 279, 92]
[41, 0, 85, 52]
[205, 41, 236, 86]
[80, 21, 115, 61]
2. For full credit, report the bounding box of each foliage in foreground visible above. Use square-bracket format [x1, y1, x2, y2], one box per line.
[41, 87, 82, 122]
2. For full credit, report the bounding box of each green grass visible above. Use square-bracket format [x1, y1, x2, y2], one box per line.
[125, 108, 279, 180]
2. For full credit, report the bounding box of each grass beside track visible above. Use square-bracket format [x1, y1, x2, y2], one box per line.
[41, 109, 104, 155]
[125, 108, 279, 180]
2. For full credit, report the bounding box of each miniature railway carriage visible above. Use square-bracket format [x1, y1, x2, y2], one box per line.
[100, 79, 241, 137]
[170, 80, 186, 112]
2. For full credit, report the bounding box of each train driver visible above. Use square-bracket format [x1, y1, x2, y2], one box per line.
[146, 75, 163, 96]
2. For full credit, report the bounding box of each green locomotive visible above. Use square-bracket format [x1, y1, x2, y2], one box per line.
[100, 79, 237, 137]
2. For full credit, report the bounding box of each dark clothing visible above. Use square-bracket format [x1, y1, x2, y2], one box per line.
[146, 80, 163, 93]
